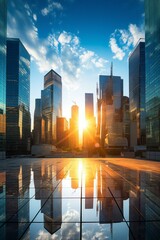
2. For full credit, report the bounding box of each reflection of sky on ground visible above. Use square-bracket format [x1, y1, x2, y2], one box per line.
[0, 158, 160, 239]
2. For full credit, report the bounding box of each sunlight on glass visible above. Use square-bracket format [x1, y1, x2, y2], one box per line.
[78, 160, 83, 177]
[79, 116, 88, 132]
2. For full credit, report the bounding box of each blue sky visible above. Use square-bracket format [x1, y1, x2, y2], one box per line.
[7, 0, 145, 128]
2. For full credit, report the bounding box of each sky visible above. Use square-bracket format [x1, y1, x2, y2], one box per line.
[7, 0, 145, 129]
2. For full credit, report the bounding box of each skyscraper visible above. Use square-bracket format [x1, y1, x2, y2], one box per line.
[98, 67, 123, 147]
[145, 0, 160, 150]
[0, 0, 7, 159]
[6, 38, 30, 155]
[70, 104, 79, 149]
[85, 93, 94, 120]
[129, 40, 146, 147]
[41, 69, 62, 144]
[56, 117, 69, 148]
[33, 99, 42, 145]
[122, 96, 130, 147]
[83, 93, 96, 150]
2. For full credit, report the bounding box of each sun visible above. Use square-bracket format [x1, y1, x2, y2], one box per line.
[79, 116, 88, 133]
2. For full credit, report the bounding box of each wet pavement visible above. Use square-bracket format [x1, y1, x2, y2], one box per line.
[0, 157, 160, 240]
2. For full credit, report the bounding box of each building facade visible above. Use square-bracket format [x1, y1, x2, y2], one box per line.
[122, 96, 130, 147]
[83, 93, 96, 150]
[6, 38, 30, 155]
[56, 117, 69, 148]
[41, 69, 62, 144]
[33, 99, 42, 145]
[85, 93, 94, 119]
[70, 104, 79, 149]
[145, 0, 160, 150]
[0, 0, 7, 159]
[98, 73, 123, 147]
[129, 40, 146, 147]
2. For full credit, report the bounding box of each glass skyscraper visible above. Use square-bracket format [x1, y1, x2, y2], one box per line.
[41, 70, 62, 144]
[129, 40, 146, 146]
[0, 0, 7, 159]
[6, 38, 30, 155]
[145, 0, 160, 150]
[99, 74, 123, 146]
[70, 104, 79, 149]
[33, 99, 42, 145]
[83, 93, 96, 150]
[85, 93, 94, 120]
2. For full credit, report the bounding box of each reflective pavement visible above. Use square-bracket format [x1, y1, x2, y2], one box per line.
[0, 157, 160, 239]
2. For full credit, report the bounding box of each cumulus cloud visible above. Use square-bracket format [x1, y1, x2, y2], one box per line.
[35, 210, 80, 239]
[7, 0, 61, 74]
[109, 23, 145, 60]
[8, 0, 108, 89]
[109, 38, 125, 60]
[41, 2, 63, 16]
[82, 223, 109, 240]
[58, 32, 72, 45]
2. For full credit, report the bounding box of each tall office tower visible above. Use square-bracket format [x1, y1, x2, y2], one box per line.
[33, 99, 42, 145]
[41, 69, 62, 144]
[0, 0, 7, 159]
[6, 38, 30, 155]
[85, 93, 94, 119]
[129, 40, 146, 148]
[70, 104, 79, 149]
[83, 93, 96, 150]
[56, 117, 69, 148]
[145, 0, 160, 150]
[98, 65, 123, 147]
[122, 96, 130, 147]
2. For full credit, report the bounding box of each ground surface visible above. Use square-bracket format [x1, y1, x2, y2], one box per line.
[0, 157, 160, 239]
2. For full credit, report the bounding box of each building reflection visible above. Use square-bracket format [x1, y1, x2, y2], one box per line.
[0, 172, 6, 239]
[32, 160, 63, 235]
[97, 164, 127, 223]
[0, 160, 160, 239]
[84, 163, 95, 209]
[0, 164, 31, 239]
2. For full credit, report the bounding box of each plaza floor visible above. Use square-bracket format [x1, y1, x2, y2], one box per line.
[0, 157, 160, 240]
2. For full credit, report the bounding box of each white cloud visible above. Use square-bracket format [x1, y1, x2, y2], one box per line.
[33, 14, 37, 21]
[80, 50, 95, 64]
[109, 38, 125, 60]
[41, 1, 63, 16]
[8, 1, 108, 89]
[109, 23, 145, 60]
[128, 24, 144, 46]
[58, 32, 72, 45]
[41, 8, 49, 16]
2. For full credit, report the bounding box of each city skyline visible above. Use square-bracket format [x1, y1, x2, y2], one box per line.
[1, 1, 160, 238]
[7, 0, 145, 127]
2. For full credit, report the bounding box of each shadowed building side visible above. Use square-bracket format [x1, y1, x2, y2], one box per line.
[145, 0, 160, 153]
[6, 38, 31, 155]
[56, 117, 69, 149]
[129, 40, 146, 149]
[0, 0, 7, 159]
[33, 98, 42, 145]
